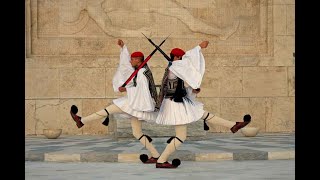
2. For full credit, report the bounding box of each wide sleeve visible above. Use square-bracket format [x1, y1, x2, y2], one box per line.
[169, 45, 205, 89]
[183, 45, 205, 77]
[112, 45, 135, 92]
[126, 69, 155, 112]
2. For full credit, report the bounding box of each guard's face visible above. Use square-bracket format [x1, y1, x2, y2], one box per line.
[173, 56, 182, 61]
[130, 57, 141, 67]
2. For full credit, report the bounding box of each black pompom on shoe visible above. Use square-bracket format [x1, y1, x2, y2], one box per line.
[172, 159, 181, 167]
[243, 114, 251, 122]
[140, 154, 148, 163]
[71, 105, 78, 114]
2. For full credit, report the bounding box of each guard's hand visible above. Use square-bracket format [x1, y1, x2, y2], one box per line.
[118, 39, 124, 48]
[192, 88, 201, 94]
[199, 41, 209, 49]
[118, 87, 126, 92]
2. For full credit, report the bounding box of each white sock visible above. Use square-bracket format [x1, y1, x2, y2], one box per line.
[81, 104, 122, 124]
[202, 111, 236, 129]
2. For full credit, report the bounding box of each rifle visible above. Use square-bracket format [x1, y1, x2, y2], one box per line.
[121, 34, 171, 87]
[141, 32, 171, 62]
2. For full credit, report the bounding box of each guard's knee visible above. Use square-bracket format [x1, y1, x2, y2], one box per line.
[132, 130, 142, 139]
[167, 136, 184, 144]
[202, 112, 214, 120]
[137, 134, 153, 142]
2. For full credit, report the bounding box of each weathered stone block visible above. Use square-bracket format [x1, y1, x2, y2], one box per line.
[35, 99, 61, 135]
[268, 151, 295, 160]
[118, 153, 140, 163]
[274, 36, 295, 66]
[243, 67, 287, 97]
[273, 5, 287, 35]
[273, 0, 295, 5]
[25, 100, 36, 135]
[266, 97, 295, 132]
[195, 153, 233, 161]
[44, 153, 80, 162]
[81, 152, 117, 162]
[220, 67, 243, 97]
[233, 152, 268, 160]
[287, 5, 295, 35]
[25, 68, 59, 98]
[60, 68, 105, 98]
[248, 98, 267, 132]
[35, 99, 83, 135]
[169, 151, 195, 161]
[288, 67, 295, 96]
[25, 152, 44, 161]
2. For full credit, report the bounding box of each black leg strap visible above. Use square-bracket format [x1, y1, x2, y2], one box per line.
[102, 109, 110, 126]
[138, 134, 153, 142]
[167, 136, 184, 144]
[203, 112, 210, 131]
[203, 112, 210, 120]
[104, 109, 109, 115]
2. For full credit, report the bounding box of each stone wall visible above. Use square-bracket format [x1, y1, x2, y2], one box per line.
[25, 0, 295, 136]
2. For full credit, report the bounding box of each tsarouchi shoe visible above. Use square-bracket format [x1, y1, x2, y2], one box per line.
[230, 114, 251, 133]
[156, 159, 181, 168]
[140, 154, 158, 164]
[70, 105, 84, 128]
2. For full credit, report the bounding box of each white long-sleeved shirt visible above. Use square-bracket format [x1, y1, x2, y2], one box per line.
[112, 45, 155, 112]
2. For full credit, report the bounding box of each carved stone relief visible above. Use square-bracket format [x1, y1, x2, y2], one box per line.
[30, 0, 272, 55]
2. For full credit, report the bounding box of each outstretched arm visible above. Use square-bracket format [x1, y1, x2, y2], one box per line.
[199, 41, 209, 49]
[118, 39, 124, 48]
[112, 39, 134, 92]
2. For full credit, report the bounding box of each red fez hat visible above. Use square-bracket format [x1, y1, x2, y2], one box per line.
[131, 51, 144, 58]
[170, 48, 185, 56]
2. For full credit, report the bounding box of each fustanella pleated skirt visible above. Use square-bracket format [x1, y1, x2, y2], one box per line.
[156, 96, 204, 125]
[113, 97, 158, 122]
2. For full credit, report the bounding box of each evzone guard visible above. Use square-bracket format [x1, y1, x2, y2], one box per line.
[70, 39, 163, 163]
[149, 40, 252, 168]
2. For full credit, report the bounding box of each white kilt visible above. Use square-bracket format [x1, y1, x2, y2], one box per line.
[155, 96, 204, 125]
[113, 97, 158, 122]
